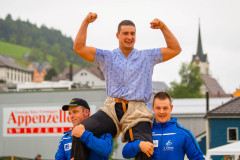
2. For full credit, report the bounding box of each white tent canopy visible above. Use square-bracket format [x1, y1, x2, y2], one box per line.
[206, 141, 240, 160]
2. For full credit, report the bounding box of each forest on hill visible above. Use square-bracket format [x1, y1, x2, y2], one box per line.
[0, 14, 91, 73]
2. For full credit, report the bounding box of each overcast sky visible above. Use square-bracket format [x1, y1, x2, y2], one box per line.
[0, 0, 239, 93]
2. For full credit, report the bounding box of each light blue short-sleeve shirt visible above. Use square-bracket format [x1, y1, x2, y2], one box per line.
[93, 48, 163, 103]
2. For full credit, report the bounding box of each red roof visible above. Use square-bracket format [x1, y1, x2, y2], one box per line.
[202, 75, 227, 97]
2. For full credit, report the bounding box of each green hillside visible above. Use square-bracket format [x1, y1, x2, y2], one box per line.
[0, 41, 31, 67]
[0, 41, 31, 58]
[0, 41, 55, 67]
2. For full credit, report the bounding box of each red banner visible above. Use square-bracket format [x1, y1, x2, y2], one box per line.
[3, 107, 73, 136]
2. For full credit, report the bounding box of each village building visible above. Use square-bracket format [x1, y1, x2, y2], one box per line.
[52, 66, 106, 89]
[0, 55, 32, 91]
[206, 96, 240, 160]
[28, 62, 50, 82]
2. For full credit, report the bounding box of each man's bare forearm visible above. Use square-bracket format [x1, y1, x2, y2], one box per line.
[150, 18, 181, 61]
[160, 24, 181, 53]
[73, 12, 97, 62]
[73, 21, 89, 52]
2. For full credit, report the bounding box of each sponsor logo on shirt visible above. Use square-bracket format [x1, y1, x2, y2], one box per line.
[163, 140, 174, 151]
[64, 143, 72, 151]
[166, 140, 172, 146]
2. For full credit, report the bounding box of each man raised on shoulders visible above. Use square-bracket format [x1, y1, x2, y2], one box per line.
[72, 12, 181, 160]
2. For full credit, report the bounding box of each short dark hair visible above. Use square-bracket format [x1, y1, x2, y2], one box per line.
[153, 92, 172, 106]
[118, 20, 135, 33]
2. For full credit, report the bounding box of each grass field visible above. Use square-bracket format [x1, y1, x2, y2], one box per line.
[0, 41, 32, 67]
[0, 41, 31, 59]
[0, 41, 55, 67]
[0, 41, 79, 69]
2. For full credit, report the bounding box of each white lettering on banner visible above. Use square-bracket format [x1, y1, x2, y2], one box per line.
[7, 109, 71, 126]
[3, 107, 73, 137]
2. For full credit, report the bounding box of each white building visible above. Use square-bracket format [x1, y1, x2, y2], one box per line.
[16, 81, 73, 91]
[0, 55, 32, 84]
[53, 66, 106, 89]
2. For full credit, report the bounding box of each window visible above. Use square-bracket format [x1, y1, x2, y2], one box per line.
[227, 127, 238, 142]
[81, 72, 87, 76]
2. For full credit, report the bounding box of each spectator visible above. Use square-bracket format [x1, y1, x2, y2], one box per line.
[34, 154, 41, 160]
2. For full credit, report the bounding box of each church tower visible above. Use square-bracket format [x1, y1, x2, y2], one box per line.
[191, 21, 227, 97]
[192, 22, 209, 75]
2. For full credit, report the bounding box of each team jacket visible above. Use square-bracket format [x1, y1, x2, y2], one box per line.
[122, 118, 205, 160]
[55, 130, 113, 160]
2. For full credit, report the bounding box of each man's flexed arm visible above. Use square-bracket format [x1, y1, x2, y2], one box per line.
[73, 12, 97, 62]
[150, 19, 181, 62]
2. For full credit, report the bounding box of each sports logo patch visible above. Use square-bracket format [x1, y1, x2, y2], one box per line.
[163, 140, 174, 151]
[166, 140, 172, 146]
[64, 143, 72, 151]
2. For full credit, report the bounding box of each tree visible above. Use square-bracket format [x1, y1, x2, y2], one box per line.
[168, 62, 204, 98]
[40, 41, 49, 61]
[28, 48, 44, 62]
[5, 14, 13, 21]
[9, 33, 17, 43]
[0, 14, 91, 71]
[57, 52, 67, 72]
[45, 68, 57, 81]
[49, 43, 61, 57]
[51, 53, 67, 74]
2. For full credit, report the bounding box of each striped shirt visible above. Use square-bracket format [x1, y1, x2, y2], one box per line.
[93, 48, 163, 103]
